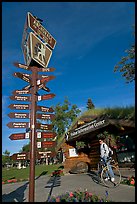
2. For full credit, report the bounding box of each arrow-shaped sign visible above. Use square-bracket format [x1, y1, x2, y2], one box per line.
[7, 122, 30, 128]
[37, 93, 55, 101]
[8, 104, 31, 110]
[37, 132, 56, 139]
[37, 106, 54, 113]
[13, 72, 31, 83]
[36, 113, 55, 120]
[9, 132, 30, 140]
[8, 112, 30, 119]
[14, 62, 31, 70]
[9, 131, 56, 140]
[37, 75, 55, 84]
[10, 95, 31, 101]
[12, 90, 31, 95]
[37, 141, 56, 148]
[37, 83, 50, 92]
[14, 62, 56, 72]
[36, 123, 53, 130]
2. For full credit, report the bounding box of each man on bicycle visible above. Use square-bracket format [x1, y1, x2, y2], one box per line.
[99, 137, 115, 182]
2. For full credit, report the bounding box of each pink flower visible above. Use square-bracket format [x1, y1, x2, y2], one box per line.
[130, 178, 135, 185]
[69, 192, 73, 197]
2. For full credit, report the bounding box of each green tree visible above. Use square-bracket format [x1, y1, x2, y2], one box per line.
[2, 149, 11, 166]
[114, 26, 135, 83]
[86, 98, 95, 110]
[52, 98, 81, 137]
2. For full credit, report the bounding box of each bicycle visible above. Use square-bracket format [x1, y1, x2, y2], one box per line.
[97, 157, 121, 188]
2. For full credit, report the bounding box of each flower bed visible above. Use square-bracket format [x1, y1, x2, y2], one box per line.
[47, 190, 112, 202]
[121, 176, 135, 186]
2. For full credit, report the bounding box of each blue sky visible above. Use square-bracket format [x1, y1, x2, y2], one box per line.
[2, 2, 135, 155]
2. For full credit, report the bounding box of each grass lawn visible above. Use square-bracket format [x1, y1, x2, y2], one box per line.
[2, 164, 63, 182]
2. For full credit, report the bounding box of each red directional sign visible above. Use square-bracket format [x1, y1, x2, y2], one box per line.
[8, 112, 30, 119]
[13, 72, 31, 83]
[37, 132, 56, 139]
[10, 95, 31, 101]
[12, 90, 31, 95]
[37, 141, 56, 148]
[37, 75, 55, 84]
[7, 122, 30, 128]
[9, 132, 56, 140]
[36, 123, 53, 130]
[37, 106, 54, 113]
[36, 113, 55, 120]
[37, 93, 55, 101]
[8, 104, 31, 110]
[9, 132, 30, 140]
[14, 62, 56, 72]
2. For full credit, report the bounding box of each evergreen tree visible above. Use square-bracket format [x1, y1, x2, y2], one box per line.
[86, 98, 95, 110]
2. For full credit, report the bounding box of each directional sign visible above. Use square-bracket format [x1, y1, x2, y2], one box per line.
[37, 132, 56, 139]
[37, 93, 55, 101]
[37, 83, 50, 92]
[14, 62, 56, 72]
[13, 72, 31, 83]
[27, 12, 56, 49]
[37, 141, 56, 148]
[14, 62, 31, 70]
[37, 106, 54, 113]
[36, 113, 55, 120]
[9, 132, 30, 140]
[8, 104, 31, 110]
[22, 84, 32, 90]
[36, 123, 53, 130]
[37, 75, 55, 84]
[9, 132, 56, 140]
[7, 122, 30, 128]
[12, 90, 31, 95]
[10, 95, 31, 101]
[8, 112, 30, 119]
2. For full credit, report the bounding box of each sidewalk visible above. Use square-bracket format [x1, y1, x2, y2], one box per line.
[2, 169, 135, 202]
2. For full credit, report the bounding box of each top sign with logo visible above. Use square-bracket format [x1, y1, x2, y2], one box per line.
[23, 32, 52, 68]
[27, 12, 56, 50]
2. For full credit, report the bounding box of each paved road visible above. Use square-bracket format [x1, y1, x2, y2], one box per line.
[2, 169, 135, 202]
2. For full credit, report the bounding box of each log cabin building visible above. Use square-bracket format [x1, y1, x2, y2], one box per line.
[61, 114, 135, 173]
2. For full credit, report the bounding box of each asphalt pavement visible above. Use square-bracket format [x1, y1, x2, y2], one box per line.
[2, 168, 135, 202]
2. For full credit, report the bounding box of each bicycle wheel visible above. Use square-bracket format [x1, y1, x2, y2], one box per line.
[101, 165, 121, 188]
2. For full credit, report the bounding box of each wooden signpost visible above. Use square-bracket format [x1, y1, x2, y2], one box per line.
[8, 12, 56, 202]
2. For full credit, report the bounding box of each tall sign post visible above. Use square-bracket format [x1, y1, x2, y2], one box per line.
[29, 66, 37, 202]
[7, 12, 57, 202]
